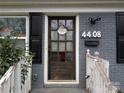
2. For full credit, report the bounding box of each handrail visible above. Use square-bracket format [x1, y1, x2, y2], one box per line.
[0, 60, 32, 93]
[96, 63, 110, 83]
[86, 49, 118, 93]
[0, 66, 15, 86]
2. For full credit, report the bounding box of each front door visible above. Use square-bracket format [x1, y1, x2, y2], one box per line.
[48, 16, 76, 81]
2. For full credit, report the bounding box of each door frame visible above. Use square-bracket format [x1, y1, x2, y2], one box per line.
[44, 14, 79, 84]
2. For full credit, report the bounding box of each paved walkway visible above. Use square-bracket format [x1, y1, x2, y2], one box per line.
[31, 88, 88, 93]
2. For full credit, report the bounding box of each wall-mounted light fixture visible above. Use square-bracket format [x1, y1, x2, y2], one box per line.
[88, 17, 101, 25]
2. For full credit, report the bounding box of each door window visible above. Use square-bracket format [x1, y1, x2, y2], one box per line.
[48, 16, 76, 80]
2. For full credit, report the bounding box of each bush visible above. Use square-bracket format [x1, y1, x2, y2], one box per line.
[0, 36, 23, 77]
[118, 90, 124, 93]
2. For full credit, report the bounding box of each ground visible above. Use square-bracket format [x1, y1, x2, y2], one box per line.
[31, 88, 88, 93]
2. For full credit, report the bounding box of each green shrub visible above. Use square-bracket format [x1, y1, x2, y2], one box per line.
[0, 36, 23, 76]
[0, 36, 33, 86]
[118, 90, 124, 93]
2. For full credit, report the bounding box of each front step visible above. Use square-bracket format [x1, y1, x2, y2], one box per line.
[31, 88, 88, 93]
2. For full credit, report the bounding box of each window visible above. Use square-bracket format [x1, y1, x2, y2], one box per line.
[0, 16, 29, 54]
[116, 12, 124, 63]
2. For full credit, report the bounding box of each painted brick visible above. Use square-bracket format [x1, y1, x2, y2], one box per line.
[32, 13, 124, 91]
[79, 13, 124, 91]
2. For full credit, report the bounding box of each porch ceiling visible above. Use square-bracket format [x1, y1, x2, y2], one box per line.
[0, 0, 124, 5]
[0, 0, 124, 11]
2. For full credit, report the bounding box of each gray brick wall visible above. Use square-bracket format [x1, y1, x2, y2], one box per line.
[32, 64, 44, 89]
[32, 13, 124, 91]
[79, 13, 124, 91]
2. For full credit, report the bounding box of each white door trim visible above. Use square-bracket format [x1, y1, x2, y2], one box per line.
[44, 15, 79, 84]
[44, 15, 48, 84]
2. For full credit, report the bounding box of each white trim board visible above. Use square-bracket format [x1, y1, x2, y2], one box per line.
[44, 15, 79, 85]
[44, 15, 48, 84]
[1, 7, 124, 13]
[1, 1, 124, 5]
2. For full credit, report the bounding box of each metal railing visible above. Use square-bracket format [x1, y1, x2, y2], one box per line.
[0, 60, 31, 93]
[86, 49, 118, 93]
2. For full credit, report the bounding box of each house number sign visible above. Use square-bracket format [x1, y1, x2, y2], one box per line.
[82, 31, 101, 38]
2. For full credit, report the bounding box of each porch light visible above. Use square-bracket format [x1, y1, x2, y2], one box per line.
[88, 17, 101, 25]
[57, 25, 67, 35]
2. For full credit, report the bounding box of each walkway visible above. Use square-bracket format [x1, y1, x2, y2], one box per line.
[31, 88, 88, 93]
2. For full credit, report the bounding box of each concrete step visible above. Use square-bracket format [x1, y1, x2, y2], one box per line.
[31, 88, 88, 93]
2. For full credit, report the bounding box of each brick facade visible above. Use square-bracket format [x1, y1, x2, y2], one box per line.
[32, 13, 124, 91]
[79, 13, 124, 91]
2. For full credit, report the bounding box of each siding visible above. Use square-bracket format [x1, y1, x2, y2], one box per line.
[32, 13, 124, 91]
[79, 13, 124, 91]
